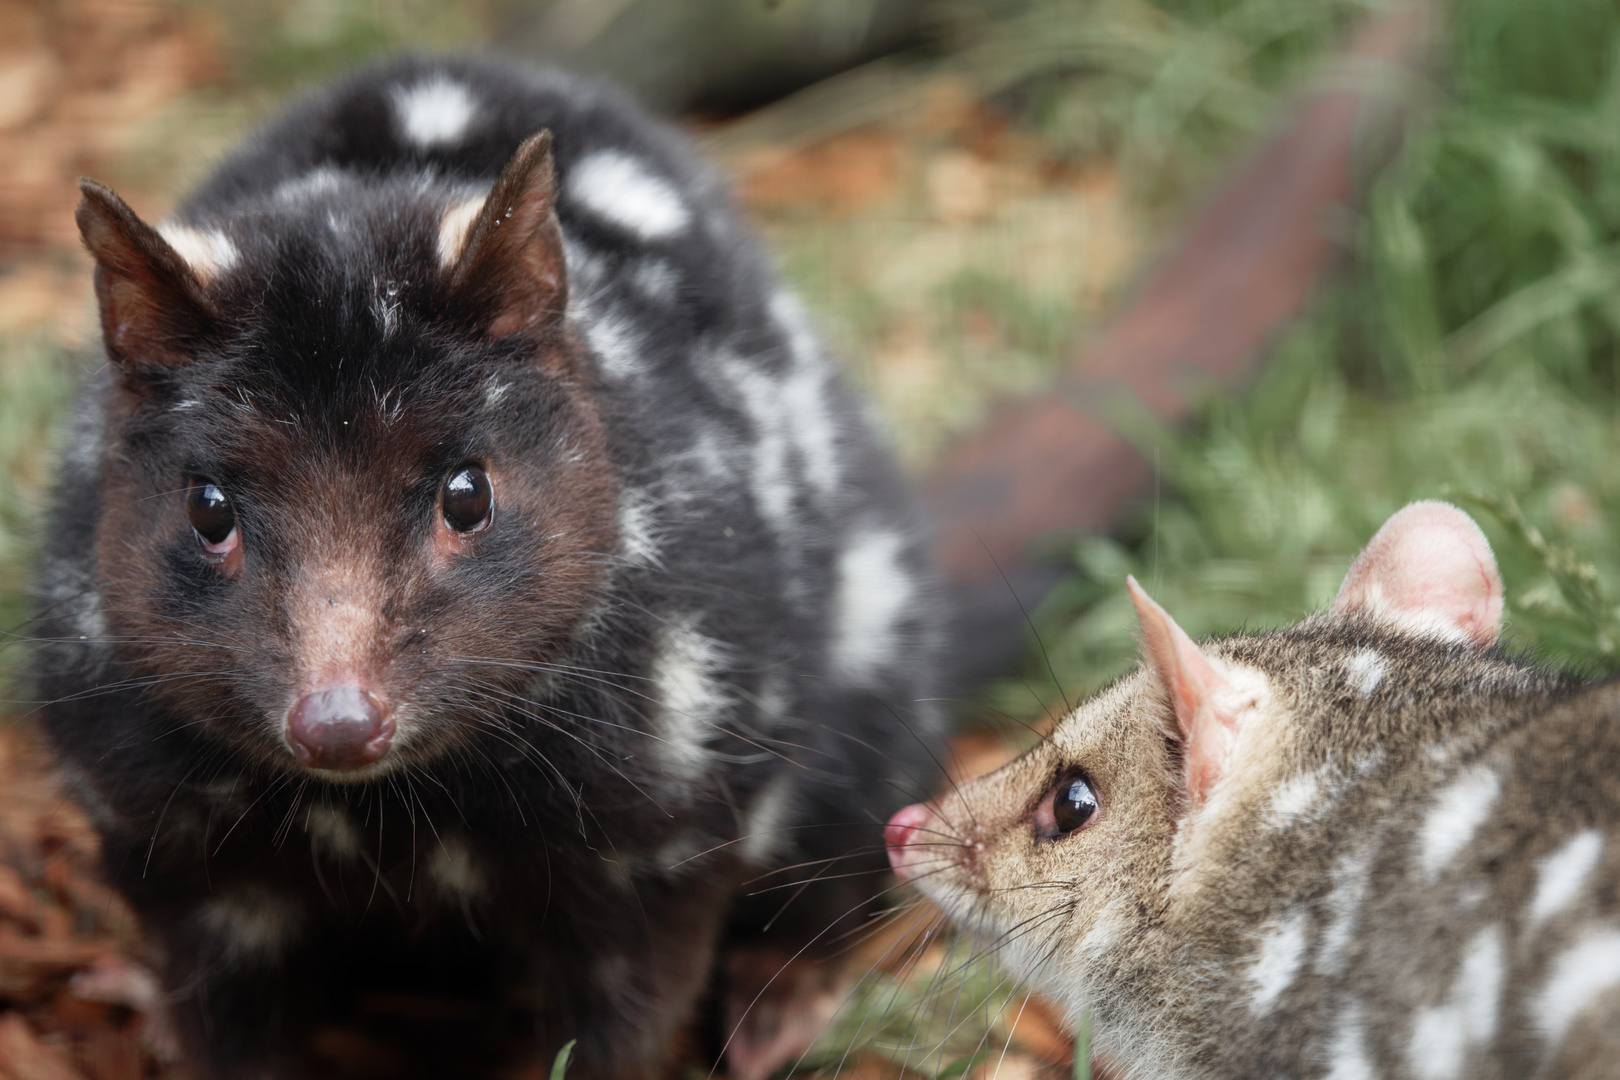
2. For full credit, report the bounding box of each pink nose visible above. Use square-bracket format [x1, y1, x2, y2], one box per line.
[885, 803, 933, 881]
[285, 685, 394, 770]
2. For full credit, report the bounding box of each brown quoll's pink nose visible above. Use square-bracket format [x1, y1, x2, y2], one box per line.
[285, 685, 394, 770]
[885, 803, 933, 881]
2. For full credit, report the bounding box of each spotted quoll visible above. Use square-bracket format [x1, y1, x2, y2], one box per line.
[30, 55, 943, 1080]
[888, 502, 1620, 1079]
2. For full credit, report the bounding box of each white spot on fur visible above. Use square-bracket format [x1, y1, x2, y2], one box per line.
[618, 487, 661, 566]
[64, 391, 106, 474]
[1249, 908, 1308, 1012]
[73, 586, 107, 645]
[200, 776, 245, 805]
[303, 804, 360, 861]
[585, 310, 643, 380]
[570, 151, 690, 239]
[1325, 1002, 1376, 1080]
[1529, 829, 1604, 926]
[1317, 845, 1376, 974]
[427, 835, 485, 897]
[769, 294, 841, 496]
[830, 529, 913, 685]
[274, 166, 344, 202]
[681, 427, 734, 485]
[739, 775, 795, 864]
[1268, 769, 1324, 828]
[751, 669, 790, 729]
[1407, 925, 1504, 1079]
[655, 832, 706, 873]
[483, 379, 512, 407]
[1531, 929, 1620, 1053]
[778, 366, 841, 499]
[561, 236, 605, 293]
[650, 618, 728, 783]
[1455, 878, 1489, 912]
[1076, 910, 1123, 959]
[172, 398, 200, 411]
[156, 223, 237, 283]
[1344, 648, 1386, 696]
[391, 77, 477, 147]
[199, 888, 303, 963]
[633, 257, 679, 303]
[1417, 766, 1500, 881]
[771, 293, 818, 366]
[54, 762, 118, 833]
[437, 196, 485, 268]
[708, 331, 842, 538]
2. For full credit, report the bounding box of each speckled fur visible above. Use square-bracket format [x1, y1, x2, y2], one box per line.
[899, 509, 1620, 1080]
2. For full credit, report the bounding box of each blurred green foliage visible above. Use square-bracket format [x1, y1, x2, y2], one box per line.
[984, 0, 1375, 207]
[803, 938, 1028, 1077]
[985, 0, 1620, 723]
[0, 336, 79, 685]
[211, 0, 489, 91]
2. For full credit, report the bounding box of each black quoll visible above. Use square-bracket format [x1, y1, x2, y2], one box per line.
[30, 55, 943, 1080]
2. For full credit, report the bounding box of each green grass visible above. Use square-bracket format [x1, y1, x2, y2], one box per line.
[0, 335, 82, 686]
[800, 938, 1031, 1078]
[983, 0, 1620, 723]
[210, 0, 490, 92]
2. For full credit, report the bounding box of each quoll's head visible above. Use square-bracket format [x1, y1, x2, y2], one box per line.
[885, 501, 1505, 1013]
[74, 132, 618, 780]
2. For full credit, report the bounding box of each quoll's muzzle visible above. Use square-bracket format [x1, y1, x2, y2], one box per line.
[885, 803, 934, 881]
[285, 684, 395, 770]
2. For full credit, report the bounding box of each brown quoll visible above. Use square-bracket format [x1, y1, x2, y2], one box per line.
[889, 501, 1620, 1079]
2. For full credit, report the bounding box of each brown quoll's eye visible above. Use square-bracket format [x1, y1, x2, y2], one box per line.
[442, 465, 493, 534]
[185, 479, 237, 554]
[1034, 769, 1101, 840]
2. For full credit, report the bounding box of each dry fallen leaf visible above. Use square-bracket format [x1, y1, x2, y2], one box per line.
[0, 1011, 85, 1080]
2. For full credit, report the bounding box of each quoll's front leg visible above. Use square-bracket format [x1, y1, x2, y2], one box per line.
[153, 882, 334, 1079]
[524, 871, 738, 1080]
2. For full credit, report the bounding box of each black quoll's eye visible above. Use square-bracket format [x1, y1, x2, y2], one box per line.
[442, 464, 494, 534]
[185, 478, 238, 555]
[1033, 769, 1101, 840]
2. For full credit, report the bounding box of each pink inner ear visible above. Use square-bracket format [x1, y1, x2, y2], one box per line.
[1126, 576, 1239, 807]
[1332, 501, 1503, 646]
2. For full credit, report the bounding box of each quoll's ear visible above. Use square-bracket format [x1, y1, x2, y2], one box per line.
[1127, 576, 1256, 808]
[442, 130, 568, 339]
[1332, 501, 1503, 646]
[76, 179, 217, 370]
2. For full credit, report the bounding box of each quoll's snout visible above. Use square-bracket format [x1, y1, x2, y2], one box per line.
[285, 683, 394, 770]
[885, 803, 936, 881]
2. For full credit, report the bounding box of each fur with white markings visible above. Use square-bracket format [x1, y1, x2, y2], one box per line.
[890, 502, 1619, 1079]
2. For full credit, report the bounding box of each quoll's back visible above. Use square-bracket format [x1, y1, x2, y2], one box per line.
[32, 55, 943, 1080]
[889, 502, 1620, 1079]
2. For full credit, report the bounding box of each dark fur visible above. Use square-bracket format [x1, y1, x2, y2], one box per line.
[31, 55, 943, 1079]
